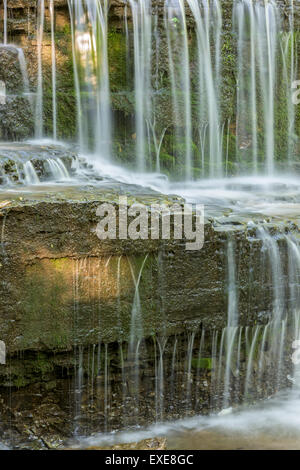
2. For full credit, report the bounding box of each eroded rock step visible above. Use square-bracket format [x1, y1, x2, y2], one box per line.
[0, 184, 298, 448]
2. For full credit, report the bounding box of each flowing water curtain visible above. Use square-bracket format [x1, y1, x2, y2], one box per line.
[223, 238, 239, 407]
[251, 0, 277, 175]
[280, 0, 298, 170]
[235, 0, 258, 173]
[128, 0, 153, 172]
[49, 0, 57, 140]
[234, 0, 281, 175]
[35, 0, 45, 139]
[286, 235, 300, 387]
[68, 0, 112, 159]
[164, 0, 193, 180]
[17, 48, 31, 104]
[187, 0, 223, 178]
[213, 230, 300, 408]
[3, 0, 7, 44]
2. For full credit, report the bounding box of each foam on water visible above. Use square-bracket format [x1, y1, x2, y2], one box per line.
[73, 387, 300, 449]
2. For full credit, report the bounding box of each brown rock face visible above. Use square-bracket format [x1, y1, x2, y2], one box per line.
[0, 183, 295, 448]
[0, 0, 298, 449]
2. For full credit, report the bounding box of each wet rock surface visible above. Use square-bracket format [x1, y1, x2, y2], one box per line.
[0, 0, 299, 160]
[0, 173, 297, 447]
[0, 142, 78, 184]
[0, 0, 299, 452]
[0, 46, 24, 93]
[80, 438, 167, 450]
[0, 46, 34, 141]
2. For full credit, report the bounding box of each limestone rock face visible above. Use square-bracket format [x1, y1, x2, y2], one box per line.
[0, 46, 24, 93]
[0, 0, 299, 145]
[0, 96, 33, 140]
[0, 46, 34, 140]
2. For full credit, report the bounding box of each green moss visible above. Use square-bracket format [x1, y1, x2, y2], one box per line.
[191, 357, 212, 370]
[108, 29, 129, 92]
[19, 271, 72, 350]
[33, 353, 54, 378]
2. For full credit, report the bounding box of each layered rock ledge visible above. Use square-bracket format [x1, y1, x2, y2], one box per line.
[0, 178, 297, 448]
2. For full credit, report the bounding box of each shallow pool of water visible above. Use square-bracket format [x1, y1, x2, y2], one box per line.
[74, 387, 300, 450]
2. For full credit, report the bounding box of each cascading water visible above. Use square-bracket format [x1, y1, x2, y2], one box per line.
[46, 158, 69, 181]
[0, 43, 30, 104]
[68, 0, 112, 159]
[257, 226, 284, 324]
[234, 0, 295, 174]
[63, 0, 297, 179]
[0, 0, 296, 181]
[49, 0, 57, 140]
[1, 0, 300, 450]
[187, 0, 222, 178]
[164, 0, 193, 180]
[3, 0, 7, 45]
[66, 227, 300, 433]
[34, 0, 45, 139]
[16, 48, 30, 101]
[257, 0, 278, 175]
[23, 161, 40, 184]
[281, 10, 297, 168]
[129, 0, 152, 172]
[235, 0, 258, 173]
[223, 239, 239, 408]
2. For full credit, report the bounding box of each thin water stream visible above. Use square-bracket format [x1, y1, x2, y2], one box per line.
[1, 0, 300, 450]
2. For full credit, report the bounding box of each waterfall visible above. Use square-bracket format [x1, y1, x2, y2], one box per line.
[46, 158, 69, 181]
[0, 79, 5, 105]
[164, 0, 192, 180]
[74, 345, 84, 434]
[216, 230, 300, 409]
[127, 255, 149, 350]
[235, 0, 258, 173]
[124, 4, 130, 87]
[129, 0, 152, 173]
[68, 0, 112, 160]
[123, 255, 149, 419]
[147, 8, 168, 177]
[23, 161, 40, 184]
[257, 227, 284, 324]
[155, 336, 168, 422]
[119, 342, 127, 417]
[286, 235, 300, 312]
[223, 239, 239, 407]
[258, 323, 269, 388]
[3, 0, 7, 44]
[281, 1, 297, 169]
[286, 236, 300, 387]
[68, 0, 84, 149]
[49, 0, 57, 140]
[227, 239, 238, 327]
[170, 336, 178, 401]
[195, 329, 205, 405]
[63, 0, 297, 178]
[185, 331, 196, 412]
[104, 343, 109, 432]
[16, 48, 30, 102]
[187, 0, 222, 178]
[234, 0, 279, 174]
[244, 325, 261, 400]
[259, 1, 278, 175]
[0, 45, 31, 104]
[34, 0, 45, 139]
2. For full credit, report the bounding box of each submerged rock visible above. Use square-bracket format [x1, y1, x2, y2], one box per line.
[84, 438, 167, 451]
